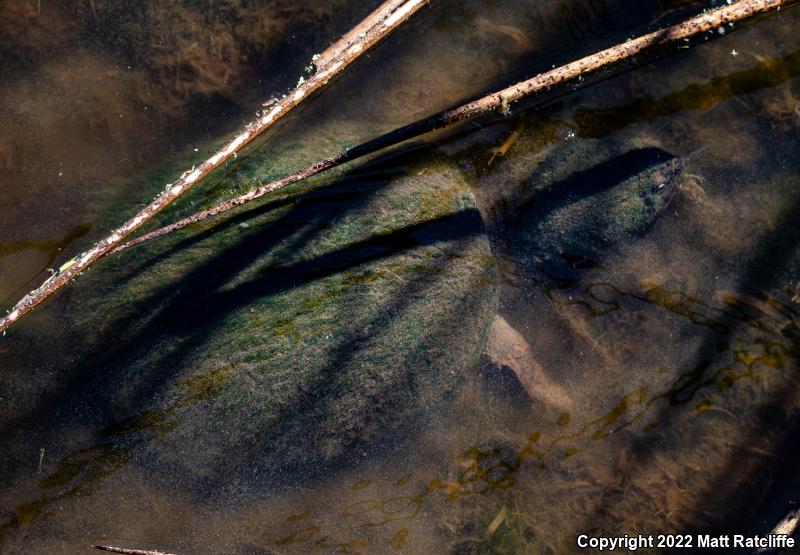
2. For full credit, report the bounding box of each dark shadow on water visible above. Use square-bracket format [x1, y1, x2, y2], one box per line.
[112, 162, 411, 290]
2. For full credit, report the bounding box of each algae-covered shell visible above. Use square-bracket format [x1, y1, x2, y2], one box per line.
[72, 152, 497, 482]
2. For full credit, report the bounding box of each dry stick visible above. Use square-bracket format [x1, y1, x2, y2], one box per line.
[91, 545, 175, 555]
[314, 0, 413, 70]
[0, 0, 431, 334]
[113, 0, 796, 255]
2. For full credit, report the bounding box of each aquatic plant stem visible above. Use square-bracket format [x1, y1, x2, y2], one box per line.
[0, 0, 432, 334]
[112, 0, 796, 255]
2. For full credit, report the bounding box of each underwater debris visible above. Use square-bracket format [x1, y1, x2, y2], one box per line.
[486, 505, 509, 535]
[487, 126, 522, 166]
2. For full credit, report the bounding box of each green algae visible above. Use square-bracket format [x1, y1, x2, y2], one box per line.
[177, 363, 234, 401]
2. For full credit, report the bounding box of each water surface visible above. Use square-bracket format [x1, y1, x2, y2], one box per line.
[2, 1, 800, 553]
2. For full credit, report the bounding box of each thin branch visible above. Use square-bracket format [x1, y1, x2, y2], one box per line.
[91, 545, 176, 555]
[0, 0, 431, 334]
[315, 0, 414, 70]
[113, 0, 796, 256]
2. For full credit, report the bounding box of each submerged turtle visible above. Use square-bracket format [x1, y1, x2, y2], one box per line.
[130, 136, 680, 473]
[15, 128, 679, 494]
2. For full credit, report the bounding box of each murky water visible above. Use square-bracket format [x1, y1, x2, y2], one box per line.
[2, 0, 800, 553]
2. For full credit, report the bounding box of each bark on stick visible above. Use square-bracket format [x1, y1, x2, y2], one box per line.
[0, 0, 432, 334]
[113, 0, 796, 256]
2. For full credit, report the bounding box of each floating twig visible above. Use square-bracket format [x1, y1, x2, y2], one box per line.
[0, 0, 432, 334]
[91, 545, 176, 555]
[113, 0, 796, 254]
